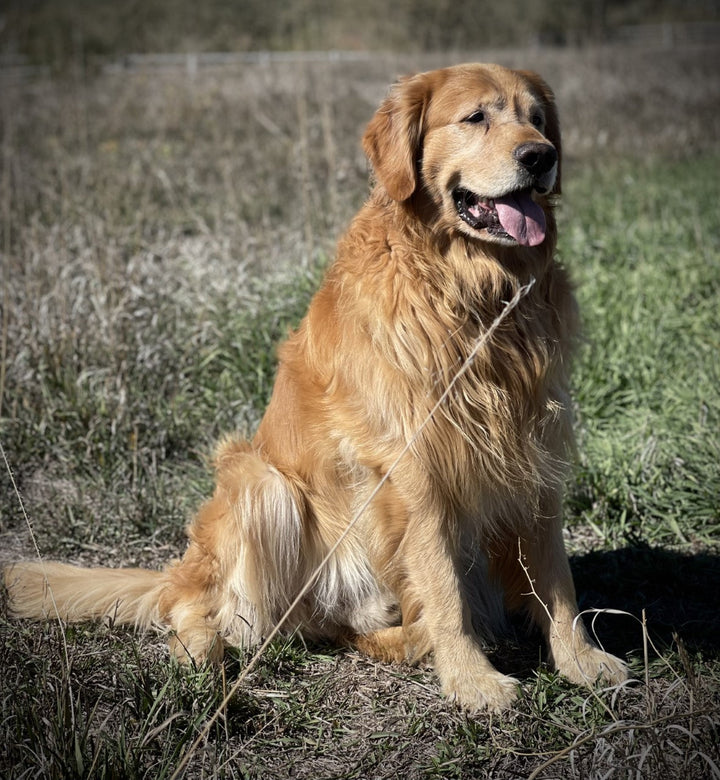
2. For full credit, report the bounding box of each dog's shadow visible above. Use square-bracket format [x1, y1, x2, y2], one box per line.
[571, 542, 720, 658]
[241, 542, 720, 681]
[491, 542, 720, 677]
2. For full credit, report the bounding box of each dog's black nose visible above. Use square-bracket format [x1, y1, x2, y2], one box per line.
[513, 142, 557, 178]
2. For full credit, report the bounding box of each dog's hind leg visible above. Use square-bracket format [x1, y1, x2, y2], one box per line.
[350, 618, 432, 664]
[159, 439, 307, 663]
[158, 538, 228, 664]
[351, 626, 407, 662]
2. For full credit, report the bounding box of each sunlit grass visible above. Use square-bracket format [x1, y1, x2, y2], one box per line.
[565, 156, 720, 547]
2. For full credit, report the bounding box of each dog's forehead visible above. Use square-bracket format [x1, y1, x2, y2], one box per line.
[426, 65, 540, 122]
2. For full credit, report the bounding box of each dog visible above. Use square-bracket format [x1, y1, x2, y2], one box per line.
[4, 63, 628, 711]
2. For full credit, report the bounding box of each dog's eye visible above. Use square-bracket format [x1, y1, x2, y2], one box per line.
[464, 110, 486, 124]
[530, 113, 544, 128]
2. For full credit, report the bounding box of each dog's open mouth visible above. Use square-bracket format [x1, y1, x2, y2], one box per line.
[453, 187, 547, 247]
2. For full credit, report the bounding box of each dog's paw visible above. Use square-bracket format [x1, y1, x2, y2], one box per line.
[168, 628, 225, 666]
[555, 644, 628, 687]
[441, 667, 519, 712]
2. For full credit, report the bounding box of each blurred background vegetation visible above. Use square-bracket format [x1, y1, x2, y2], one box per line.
[2, 0, 719, 69]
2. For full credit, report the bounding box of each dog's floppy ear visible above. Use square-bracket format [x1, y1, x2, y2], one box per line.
[517, 70, 562, 195]
[362, 73, 431, 202]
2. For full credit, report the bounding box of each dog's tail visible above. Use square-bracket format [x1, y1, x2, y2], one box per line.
[3, 561, 164, 628]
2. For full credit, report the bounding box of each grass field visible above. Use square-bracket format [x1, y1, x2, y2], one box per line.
[1, 44, 719, 778]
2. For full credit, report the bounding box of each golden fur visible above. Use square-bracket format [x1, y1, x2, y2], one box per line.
[4, 63, 627, 711]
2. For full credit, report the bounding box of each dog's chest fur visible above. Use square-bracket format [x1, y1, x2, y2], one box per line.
[319, 200, 577, 509]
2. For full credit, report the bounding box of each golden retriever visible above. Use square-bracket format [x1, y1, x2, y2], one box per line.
[4, 63, 627, 711]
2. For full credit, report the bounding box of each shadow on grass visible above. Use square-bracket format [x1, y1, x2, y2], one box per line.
[484, 543, 720, 679]
[570, 542, 720, 661]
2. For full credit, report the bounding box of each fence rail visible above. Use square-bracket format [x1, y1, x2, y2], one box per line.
[1, 22, 718, 81]
[104, 49, 377, 76]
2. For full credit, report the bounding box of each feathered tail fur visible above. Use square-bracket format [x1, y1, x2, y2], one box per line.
[3, 562, 164, 628]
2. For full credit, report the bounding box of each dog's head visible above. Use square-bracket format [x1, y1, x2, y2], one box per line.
[363, 63, 561, 248]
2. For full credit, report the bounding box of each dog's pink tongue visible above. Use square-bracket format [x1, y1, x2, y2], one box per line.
[495, 191, 546, 246]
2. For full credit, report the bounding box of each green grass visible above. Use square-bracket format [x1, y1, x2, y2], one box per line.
[1, 48, 720, 779]
[566, 156, 720, 549]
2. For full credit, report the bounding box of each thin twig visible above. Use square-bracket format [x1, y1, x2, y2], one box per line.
[516, 538, 620, 723]
[1, 439, 76, 729]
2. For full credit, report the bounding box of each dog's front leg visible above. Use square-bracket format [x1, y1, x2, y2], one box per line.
[514, 500, 628, 688]
[402, 506, 519, 712]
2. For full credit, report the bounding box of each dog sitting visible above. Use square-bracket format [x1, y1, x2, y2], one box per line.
[4, 63, 627, 711]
